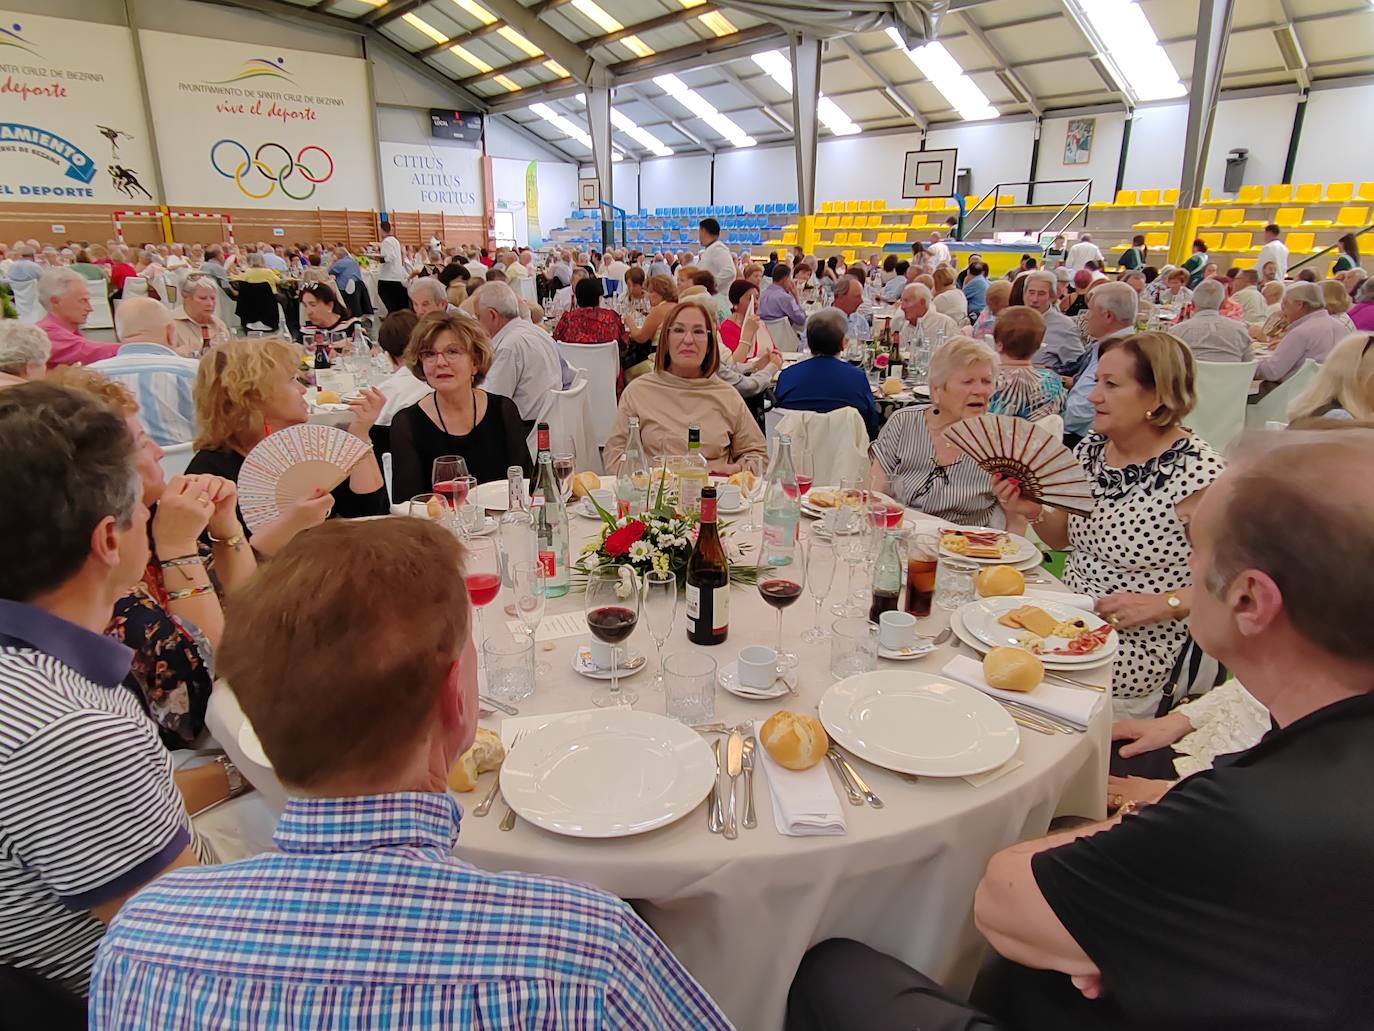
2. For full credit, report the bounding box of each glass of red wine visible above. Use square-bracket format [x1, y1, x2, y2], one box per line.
[795, 449, 815, 499]
[463, 538, 502, 679]
[586, 567, 640, 708]
[756, 557, 806, 669]
[432, 456, 470, 535]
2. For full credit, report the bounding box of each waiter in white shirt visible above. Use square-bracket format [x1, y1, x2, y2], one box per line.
[696, 217, 736, 293]
[377, 223, 409, 314]
[926, 231, 951, 268]
[1255, 224, 1289, 283]
[1065, 233, 1105, 269]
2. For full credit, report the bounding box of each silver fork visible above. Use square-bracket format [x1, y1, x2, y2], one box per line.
[498, 732, 527, 831]
[475, 731, 522, 818]
[741, 725, 757, 830]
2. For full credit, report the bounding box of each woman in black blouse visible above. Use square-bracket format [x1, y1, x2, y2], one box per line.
[187, 336, 388, 555]
[388, 312, 533, 502]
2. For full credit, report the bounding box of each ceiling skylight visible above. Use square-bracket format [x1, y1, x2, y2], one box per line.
[751, 51, 861, 136]
[1072, 0, 1186, 101]
[575, 94, 674, 157]
[886, 28, 999, 121]
[529, 103, 624, 160]
[654, 73, 756, 147]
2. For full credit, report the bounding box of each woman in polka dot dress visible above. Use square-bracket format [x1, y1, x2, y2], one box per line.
[996, 332, 1224, 718]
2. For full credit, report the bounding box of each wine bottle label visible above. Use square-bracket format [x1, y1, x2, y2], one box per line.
[686, 582, 700, 623]
[700, 495, 717, 522]
[685, 583, 729, 634]
[537, 550, 556, 578]
[537, 428, 550, 453]
[711, 585, 729, 632]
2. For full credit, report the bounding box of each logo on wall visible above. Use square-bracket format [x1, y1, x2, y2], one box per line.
[211, 56, 299, 86]
[97, 125, 135, 159]
[0, 123, 97, 183]
[0, 22, 40, 57]
[211, 139, 334, 200]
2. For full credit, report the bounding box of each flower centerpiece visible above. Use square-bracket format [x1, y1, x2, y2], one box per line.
[573, 472, 758, 588]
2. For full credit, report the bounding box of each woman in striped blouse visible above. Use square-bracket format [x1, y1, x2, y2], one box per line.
[870, 336, 1028, 532]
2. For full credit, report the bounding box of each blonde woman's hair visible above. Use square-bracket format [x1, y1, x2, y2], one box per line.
[1099, 331, 1197, 428]
[928, 335, 997, 390]
[646, 274, 677, 305]
[932, 266, 955, 291]
[403, 312, 493, 386]
[193, 336, 301, 452]
[47, 366, 138, 416]
[1288, 332, 1374, 422]
[1321, 278, 1352, 315]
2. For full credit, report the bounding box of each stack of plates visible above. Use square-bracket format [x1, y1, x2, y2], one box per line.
[237, 425, 371, 532]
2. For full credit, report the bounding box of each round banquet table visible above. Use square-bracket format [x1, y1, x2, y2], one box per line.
[198, 496, 1109, 1031]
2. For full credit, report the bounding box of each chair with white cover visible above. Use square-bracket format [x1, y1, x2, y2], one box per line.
[84, 278, 114, 331]
[205, 681, 286, 814]
[775, 408, 869, 487]
[513, 275, 537, 306]
[1245, 359, 1319, 429]
[159, 441, 195, 479]
[556, 340, 618, 447]
[547, 372, 604, 474]
[1190, 359, 1258, 451]
[11, 279, 42, 324]
[121, 275, 149, 300]
[763, 317, 803, 354]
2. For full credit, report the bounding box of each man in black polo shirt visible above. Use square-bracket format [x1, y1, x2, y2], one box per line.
[787, 429, 1374, 1031]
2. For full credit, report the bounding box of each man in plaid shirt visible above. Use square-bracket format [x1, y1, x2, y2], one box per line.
[90, 518, 731, 1030]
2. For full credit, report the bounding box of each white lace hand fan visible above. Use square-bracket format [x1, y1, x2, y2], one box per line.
[237, 424, 372, 532]
[943, 414, 1095, 517]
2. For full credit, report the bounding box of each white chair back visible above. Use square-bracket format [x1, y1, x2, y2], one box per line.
[763, 317, 803, 354]
[84, 278, 114, 330]
[12, 279, 42, 324]
[1245, 359, 1319, 429]
[1190, 359, 1258, 452]
[205, 681, 286, 814]
[121, 275, 149, 300]
[159, 441, 195, 479]
[547, 372, 604, 474]
[556, 340, 619, 447]
[775, 408, 869, 487]
[513, 276, 537, 305]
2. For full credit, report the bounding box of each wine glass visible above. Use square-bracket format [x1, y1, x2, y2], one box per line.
[432, 456, 470, 534]
[795, 449, 815, 498]
[642, 570, 678, 690]
[757, 554, 806, 669]
[831, 498, 869, 617]
[454, 474, 479, 536]
[586, 567, 640, 708]
[463, 538, 501, 679]
[512, 561, 550, 676]
[552, 434, 576, 502]
[801, 534, 837, 643]
[738, 453, 767, 533]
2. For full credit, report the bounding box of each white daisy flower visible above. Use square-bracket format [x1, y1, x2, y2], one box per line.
[629, 540, 653, 561]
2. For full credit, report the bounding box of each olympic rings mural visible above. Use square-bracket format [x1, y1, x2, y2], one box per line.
[210, 140, 335, 201]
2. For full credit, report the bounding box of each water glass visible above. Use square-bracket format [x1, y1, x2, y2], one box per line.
[829, 617, 879, 680]
[935, 557, 979, 611]
[663, 651, 717, 726]
[482, 633, 535, 703]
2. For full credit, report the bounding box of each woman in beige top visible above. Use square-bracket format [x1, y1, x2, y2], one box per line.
[604, 300, 767, 474]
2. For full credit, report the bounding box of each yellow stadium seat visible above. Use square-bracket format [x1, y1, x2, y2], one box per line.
[873, 200, 886, 211]
[1334, 206, 1369, 228]
[909, 214, 927, 228]
[1220, 232, 1253, 252]
[1144, 232, 1169, 249]
[1293, 183, 1322, 204]
[858, 200, 872, 212]
[1274, 207, 1303, 228]
[1234, 185, 1263, 205]
[1137, 189, 1161, 205]
[1196, 209, 1217, 226]
[782, 231, 798, 245]
[875, 232, 891, 247]
[1324, 183, 1353, 204]
[1115, 189, 1137, 206]
[838, 215, 855, 229]
[845, 201, 859, 212]
[1162, 188, 1179, 205]
[914, 198, 930, 211]
[1216, 209, 1245, 227]
[819, 201, 832, 213]
[1199, 232, 1225, 251]
[1358, 182, 1374, 202]
[1286, 232, 1315, 254]
[1263, 184, 1292, 204]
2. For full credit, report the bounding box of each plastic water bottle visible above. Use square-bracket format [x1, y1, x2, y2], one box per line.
[761, 434, 801, 568]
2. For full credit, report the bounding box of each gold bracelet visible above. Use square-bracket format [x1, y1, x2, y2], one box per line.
[167, 584, 215, 601]
[208, 530, 245, 549]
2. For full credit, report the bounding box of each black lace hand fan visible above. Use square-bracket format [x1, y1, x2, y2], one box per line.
[944, 415, 1095, 517]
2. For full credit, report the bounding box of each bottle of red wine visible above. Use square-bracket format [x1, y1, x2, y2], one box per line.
[686, 485, 729, 646]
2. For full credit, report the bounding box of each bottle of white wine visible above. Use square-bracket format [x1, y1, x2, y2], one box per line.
[678, 423, 709, 517]
[531, 423, 569, 599]
[685, 485, 729, 646]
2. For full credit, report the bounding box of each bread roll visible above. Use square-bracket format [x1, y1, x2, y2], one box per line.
[446, 727, 506, 792]
[571, 472, 602, 498]
[881, 378, 904, 396]
[760, 711, 829, 771]
[982, 647, 1043, 693]
[315, 389, 341, 404]
[728, 470, 757, 490]
[975, 565, 1025, 598]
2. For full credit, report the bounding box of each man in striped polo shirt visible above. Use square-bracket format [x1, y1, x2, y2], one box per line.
[0, 384, 211, 1005]
[90, 518, 731, 1030]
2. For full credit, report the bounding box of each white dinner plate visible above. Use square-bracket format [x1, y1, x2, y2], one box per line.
[949, 605, 1116, 672]
[498, 709, 716, 838]
[937, 525, 1040, 566]
[572, 646, 647, 679]
[472, 479, 526, 512]
[960, 597, 1118, 667]
[819, 671, 1019, 777]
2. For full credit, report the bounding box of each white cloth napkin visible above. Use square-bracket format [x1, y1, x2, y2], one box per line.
[1021, 588, 1096, 610]
[753, 725, 846, 837]
[940, 655, 1103, 730]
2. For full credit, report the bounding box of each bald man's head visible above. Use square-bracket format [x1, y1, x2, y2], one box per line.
[115, 297, 175, 348]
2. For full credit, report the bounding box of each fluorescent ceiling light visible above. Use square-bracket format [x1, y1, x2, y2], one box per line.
[1074, 0, 1185, 101]
[449, 43, 494, 74]
[575, 93, 674, 157]
[402, 13, 449, 45]
[497, 27, 544, 58]
[655, 73, 755, 147]
[530, 103, 624, 160]
[751, 51, 860, 136]
[447, 0, 496, 24]
[544, 60, 570, 77]
[696, 10, 737, 36]
[886, 28, 999, 121]
[571, 0, 655, 59]
[492, 74, 520, 92]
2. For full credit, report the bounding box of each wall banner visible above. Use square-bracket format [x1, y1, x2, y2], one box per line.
[138, 31, 378, 209]
[0, 11, 156, 204]
[379, 141, 481, 215]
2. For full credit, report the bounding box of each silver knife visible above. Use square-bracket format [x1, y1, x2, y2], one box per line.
[708, 739, 724, 833]
[741, 735, 757, 830]
[724, 730, 744, 840]
[834, 748, 885, 809]
[826, 748, 865, 806]
[478, 694, 519, 716]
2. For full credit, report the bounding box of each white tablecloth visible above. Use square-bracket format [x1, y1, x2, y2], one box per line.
[199, 499, 1108, 1031]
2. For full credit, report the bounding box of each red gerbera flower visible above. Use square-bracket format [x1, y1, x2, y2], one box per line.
[604, 520, 647, 557]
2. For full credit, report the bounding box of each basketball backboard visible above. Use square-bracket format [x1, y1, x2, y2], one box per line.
[901, 148, 958, 199]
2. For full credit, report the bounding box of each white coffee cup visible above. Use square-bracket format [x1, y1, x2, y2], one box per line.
[588, 488, 615, 512]
[878, 610, 918, 651]
[738, 645, 781, 689]
[716, 483, 743, 510]
[588, 638, 621, 670]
